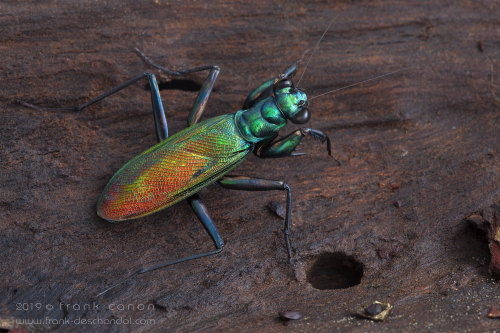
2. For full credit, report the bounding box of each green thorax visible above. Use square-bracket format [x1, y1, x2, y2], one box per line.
[234, 97, 287, 143]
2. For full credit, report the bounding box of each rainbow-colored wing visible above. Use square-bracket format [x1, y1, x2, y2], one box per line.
[97, 114, 251, 221]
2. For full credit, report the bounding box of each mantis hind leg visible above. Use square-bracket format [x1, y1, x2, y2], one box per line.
[18, 71, 170, 142]
[21, 48, 221, 140]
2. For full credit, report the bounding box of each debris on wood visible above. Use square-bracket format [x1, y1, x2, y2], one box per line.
[267, 201, 286, 219]
[377, 248, 389, 259]
[278, 310, 302, 321]
[359, 301, 392, 321]
[488, 305, 500, 318]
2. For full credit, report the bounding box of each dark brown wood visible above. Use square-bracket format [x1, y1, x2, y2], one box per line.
[1, 0, 499, 331]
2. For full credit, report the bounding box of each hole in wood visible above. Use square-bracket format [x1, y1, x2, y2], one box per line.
[307, 252, 363, 290]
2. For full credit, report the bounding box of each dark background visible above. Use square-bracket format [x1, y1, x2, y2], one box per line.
[1, 0, 499, 332]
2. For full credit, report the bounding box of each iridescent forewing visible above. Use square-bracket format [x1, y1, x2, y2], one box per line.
[97, 115, 251, 221]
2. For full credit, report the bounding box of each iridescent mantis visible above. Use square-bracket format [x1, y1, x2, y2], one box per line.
[20, 21, 405, 296]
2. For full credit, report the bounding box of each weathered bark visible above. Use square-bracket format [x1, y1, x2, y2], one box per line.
[1, 0, 499, 332]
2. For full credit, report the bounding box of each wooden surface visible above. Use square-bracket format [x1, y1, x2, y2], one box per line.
[1, 0, 499, 332]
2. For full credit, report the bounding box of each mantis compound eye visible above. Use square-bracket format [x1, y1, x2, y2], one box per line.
[290, 107, 310, 124]
[273, 79, 294, 95]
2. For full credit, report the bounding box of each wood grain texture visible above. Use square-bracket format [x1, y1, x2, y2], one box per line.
[1, 0, 499, 332]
